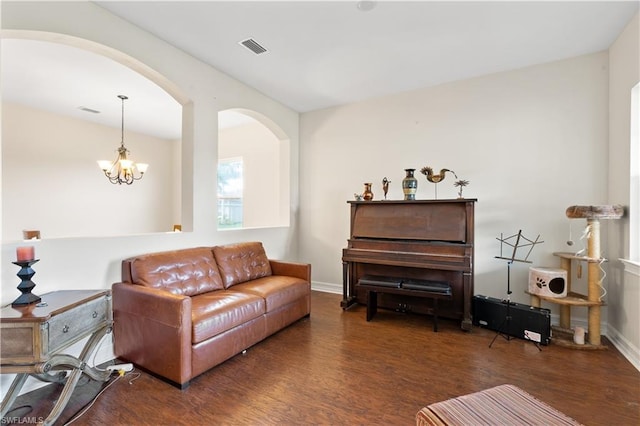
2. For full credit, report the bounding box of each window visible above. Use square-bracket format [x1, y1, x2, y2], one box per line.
[217, 158, 243, 229]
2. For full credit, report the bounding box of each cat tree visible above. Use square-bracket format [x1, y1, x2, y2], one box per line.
[529, 205, 624, 349]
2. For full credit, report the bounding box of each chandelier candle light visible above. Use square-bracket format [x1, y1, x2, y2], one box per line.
[97, 95, 148, 185]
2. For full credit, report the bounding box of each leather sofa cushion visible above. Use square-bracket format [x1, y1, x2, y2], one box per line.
[191, 290, 265, 344]
[230, 276, 310, 312]
[213, 242, 272, 288]
[129, 247, 224, 296]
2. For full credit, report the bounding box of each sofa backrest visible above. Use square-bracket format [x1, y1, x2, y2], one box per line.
[213, 242, 272, 288]
[124, 247, 225, 296]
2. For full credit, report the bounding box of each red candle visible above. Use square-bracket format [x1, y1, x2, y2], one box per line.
[16, 246, 35, 262]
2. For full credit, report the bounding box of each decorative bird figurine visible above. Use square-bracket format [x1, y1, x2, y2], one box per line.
[420, 167, 456, 183]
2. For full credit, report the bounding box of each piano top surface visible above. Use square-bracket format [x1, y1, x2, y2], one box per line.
[349, 199, 475, 243]
[347, 198, 477, 204]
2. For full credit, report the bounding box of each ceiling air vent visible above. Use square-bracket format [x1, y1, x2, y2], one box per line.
[78, 106, 100, 114]
[239, 38, 268, 55]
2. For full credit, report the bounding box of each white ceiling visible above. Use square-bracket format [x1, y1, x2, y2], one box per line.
[95, 0, 638, 112]
[2, 1, 638, 139]
[1, 38, 184, 140]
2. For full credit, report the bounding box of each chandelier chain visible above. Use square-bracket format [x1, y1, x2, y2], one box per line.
[120, 95, 126, 148]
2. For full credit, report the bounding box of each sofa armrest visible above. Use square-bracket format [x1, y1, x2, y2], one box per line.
[269, 260, 311, 282]
[111, 282, 193, 387]
[113, 282, 191, 326]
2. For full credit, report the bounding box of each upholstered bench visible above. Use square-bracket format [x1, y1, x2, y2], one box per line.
[356, 276, 452, 331]
[416, 384, 582, 426]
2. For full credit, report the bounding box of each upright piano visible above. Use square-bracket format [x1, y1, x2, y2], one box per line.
[342, 199, 476, 330]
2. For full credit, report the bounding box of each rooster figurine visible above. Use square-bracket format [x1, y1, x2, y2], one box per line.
[420, 166, 456, 199]
[420, 167, 456, 183]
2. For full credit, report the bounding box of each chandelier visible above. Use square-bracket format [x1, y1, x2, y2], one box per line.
[97, 95, 148, 185]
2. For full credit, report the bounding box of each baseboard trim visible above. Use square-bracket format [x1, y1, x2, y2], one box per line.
[311, 281, 341, 294]
[606, 324, 640, 372]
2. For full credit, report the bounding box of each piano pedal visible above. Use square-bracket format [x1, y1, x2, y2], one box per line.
[395, 303, 410, 313]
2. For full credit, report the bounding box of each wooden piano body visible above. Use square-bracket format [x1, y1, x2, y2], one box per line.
[341, 199, 476, 330]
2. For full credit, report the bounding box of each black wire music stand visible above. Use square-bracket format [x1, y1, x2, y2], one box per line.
[489, 230, 544, 349]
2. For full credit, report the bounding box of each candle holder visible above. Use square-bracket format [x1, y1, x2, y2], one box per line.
[11, 259, 41, 307]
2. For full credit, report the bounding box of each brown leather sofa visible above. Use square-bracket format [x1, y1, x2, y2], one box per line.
[111, 242, 311, 388]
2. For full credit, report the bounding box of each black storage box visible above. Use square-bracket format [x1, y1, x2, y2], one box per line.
[473, 295, 551, 345]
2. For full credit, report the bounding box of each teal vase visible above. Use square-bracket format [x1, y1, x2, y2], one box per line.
[402, 169, 417, 200]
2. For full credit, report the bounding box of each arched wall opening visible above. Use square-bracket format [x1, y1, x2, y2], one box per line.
[1, 30, 193, 240]
[217, 109, 291, 229]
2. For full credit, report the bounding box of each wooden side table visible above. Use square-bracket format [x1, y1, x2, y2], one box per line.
[1, 290, 113, 425]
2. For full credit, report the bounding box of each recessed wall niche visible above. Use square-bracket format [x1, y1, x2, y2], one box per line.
[1, 38, 183, 240]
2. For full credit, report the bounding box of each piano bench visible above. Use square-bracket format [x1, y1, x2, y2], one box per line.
[356, 280, 452, 332]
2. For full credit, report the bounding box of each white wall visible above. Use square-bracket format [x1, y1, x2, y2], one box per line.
[1, 1, 299, 394]
[2, 102, 179, 240]
[607, 12, 640, 368]
[300, 51, 610, 318]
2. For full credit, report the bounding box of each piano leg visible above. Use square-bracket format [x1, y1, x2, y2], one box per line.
[341, 261, 349, 308]
[366, 290, 378, 321]
[341, 261, 357, 309]
[433, 298, 439, 332]
[461, 272, 473, 331]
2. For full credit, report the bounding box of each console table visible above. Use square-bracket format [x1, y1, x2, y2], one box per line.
[1, 290, 113, 425]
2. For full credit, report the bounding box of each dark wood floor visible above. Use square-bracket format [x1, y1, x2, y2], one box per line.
[6, 291, 640, 425]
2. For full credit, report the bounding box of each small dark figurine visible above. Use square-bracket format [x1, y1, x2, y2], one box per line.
[382, 177, 390, 200]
